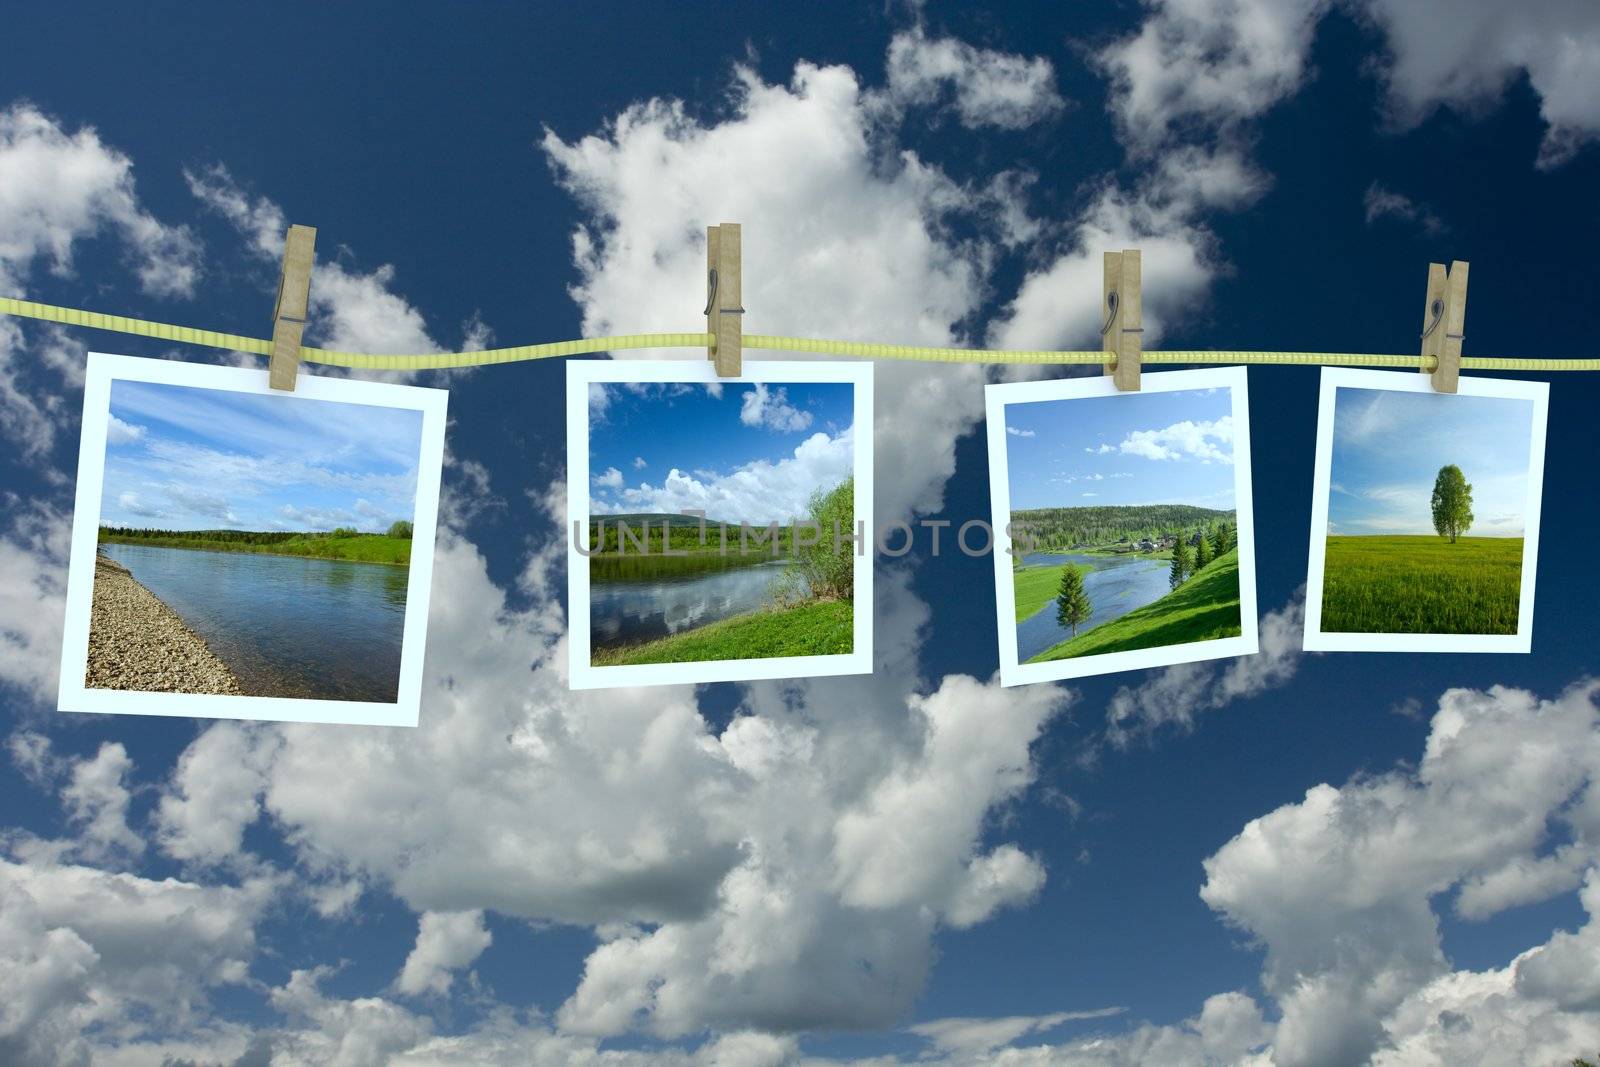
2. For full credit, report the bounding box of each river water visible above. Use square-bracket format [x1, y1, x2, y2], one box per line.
[99, 542, 408, 702]
[1015, 551, 1172, 662]
[590, 558, 795, 648]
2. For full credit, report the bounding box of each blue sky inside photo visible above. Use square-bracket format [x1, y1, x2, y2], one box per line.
[100, 380, 424, 532]
[587, 379, 854, 526]
[1003, 388, 1235, 513]
[1328, 386, 1535, 537]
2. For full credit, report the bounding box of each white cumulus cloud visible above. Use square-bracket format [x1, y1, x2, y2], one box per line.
[1106, 415, 1234, 463]
[540, 56, 1032, 525]
[1200, 680, 1600, 1066]
[604, 427, 851, 525]
[395, 910, 492, 996]
[739, 383, 813, 432]
[881, 27, 1068, 130]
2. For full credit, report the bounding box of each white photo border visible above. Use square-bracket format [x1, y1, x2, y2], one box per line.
[986, 366, 1259, 687]
[57, 352, 448, 727]
[567, 359, 875, 690]
[1302, 368, 1548, 653]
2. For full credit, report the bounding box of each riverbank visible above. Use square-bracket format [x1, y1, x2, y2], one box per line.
[86, 555, 243, 694]
[592, 599, 852, 666]
[100, 533, 411, 566]
[1026, 547, 1242, 662]
[1012, 551, 1171, 623]
[590, 549, 779, 581]
[1037, 544, 1176, 559]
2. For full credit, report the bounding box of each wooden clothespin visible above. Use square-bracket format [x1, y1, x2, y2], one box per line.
[1102, 248, 1142, 391]
[705, 222, 743, 377]
[1420, 260, 1467, 393]
[269, 224, 317, 391]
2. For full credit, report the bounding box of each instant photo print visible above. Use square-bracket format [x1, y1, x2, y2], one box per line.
[567, 359, 874, 689]
[1303, 368, 1549, 654]
[986, 367, 1259, 687]
[57, 353, 448, 727]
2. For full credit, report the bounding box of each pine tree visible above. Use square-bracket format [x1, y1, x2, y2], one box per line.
[1055, 565, 1092, 637]
[1169, 538, 1191, 590]
[1194, 531, 1213, 571]
[1211, 522, 1227, 557]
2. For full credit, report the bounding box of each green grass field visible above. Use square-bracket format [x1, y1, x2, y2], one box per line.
[1014, 561, 1081, 623]
[1320, 535, 1522, 634]
[592, 599, 853, 666]
[99, 532, 412, 565]
[1014, 562, 1062, 623]
[1025, 548, 1242, 662]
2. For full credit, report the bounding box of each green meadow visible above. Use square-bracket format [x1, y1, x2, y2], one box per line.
[591, 599, 852, 666]
[1025, 547, 1243, 662]
[1013, 561, 1075, 624]
[1320, 535, 1522, 634]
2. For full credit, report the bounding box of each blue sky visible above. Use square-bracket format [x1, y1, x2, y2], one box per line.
[588, 380, 854, 524]
[1327, 386, 1535, 537]
[100, 380, 423, 532]
[2, 3, 1600, 1065]
[1004, 388, 1235, 512]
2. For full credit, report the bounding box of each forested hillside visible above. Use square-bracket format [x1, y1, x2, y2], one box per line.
[1014, 505, 1234, 551]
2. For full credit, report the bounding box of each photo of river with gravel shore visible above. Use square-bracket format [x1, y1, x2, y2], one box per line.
[72, 372, 434, 706]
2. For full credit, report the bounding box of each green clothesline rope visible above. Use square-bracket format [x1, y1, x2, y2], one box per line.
[3, 296, 1595, 373]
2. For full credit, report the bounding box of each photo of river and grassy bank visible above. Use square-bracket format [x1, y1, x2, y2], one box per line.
[588, 482, 855, 665]
[81, 376, 431, 703]
[582, 378, 860, 668]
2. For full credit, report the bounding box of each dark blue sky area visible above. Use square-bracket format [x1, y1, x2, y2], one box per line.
[2, 3, 1599, 1064]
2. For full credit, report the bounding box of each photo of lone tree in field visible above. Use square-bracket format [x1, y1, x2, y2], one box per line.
[1318, 385, 1541, 636]
[583, 380, 859, 667]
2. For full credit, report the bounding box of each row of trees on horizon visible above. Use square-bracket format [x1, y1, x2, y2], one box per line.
[1015, 504, 1235, 552]
[100, 521, 414, 542]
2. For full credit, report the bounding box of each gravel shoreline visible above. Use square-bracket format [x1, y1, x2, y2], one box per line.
[86, 554, 243, 695]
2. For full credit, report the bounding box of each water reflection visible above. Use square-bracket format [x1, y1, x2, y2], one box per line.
[590, 559, 796, 647]
[98, 543, 410, 702]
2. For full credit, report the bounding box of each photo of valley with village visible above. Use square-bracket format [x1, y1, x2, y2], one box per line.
[993, 377, 1251, 672]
